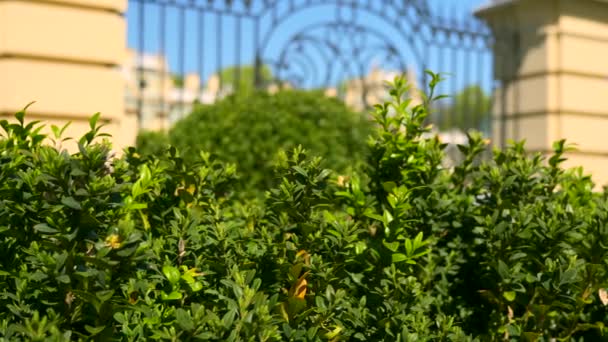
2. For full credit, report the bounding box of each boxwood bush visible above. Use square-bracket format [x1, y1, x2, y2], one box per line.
[1, 73, 608, 341]
[137, 89, 372, 194]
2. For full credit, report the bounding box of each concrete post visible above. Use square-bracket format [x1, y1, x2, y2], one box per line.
[0, 0, 132, 151]
[476, 0, 608, 186]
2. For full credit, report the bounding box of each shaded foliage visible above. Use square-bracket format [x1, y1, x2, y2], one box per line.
[138, 89, 372, 195]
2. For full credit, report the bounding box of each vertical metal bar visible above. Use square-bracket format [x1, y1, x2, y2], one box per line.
[451, 5, 459, 132]
[437, 42, 445, 130]
[476, 32, 488, 136]
[198, 9, 205, 102]
[217, 13, 223, 99]
[481, 29, 493, 140]
[513, 30, 521, 142]
[179, 5, 186, 118]
[463, 46, 471, 132]
[477, 27, 488, 134]
[137, 0, 145, 129]
[486, 23, 494, 139]
[159, 2, 166, 130]
[253, 18, 261, 89]
[499, 81, 507, 149]
[449, 45, 457, 131]
[421, 43, 430, 125]
[499, 35, 508, 149]
[235, 16, 241, 95]
[475, 49, 483, 134]
[439, 5, 450, 131]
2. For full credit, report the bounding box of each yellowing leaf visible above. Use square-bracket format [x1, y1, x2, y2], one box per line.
[186, 184, 196, 195]
[294, 278, 307, 300]
[128, 291, 138, 304]
[289, 272, 309, 300]
[105, 234, 122, 249]
[296, 249, 311, 266]
[323, 326, 343, 339]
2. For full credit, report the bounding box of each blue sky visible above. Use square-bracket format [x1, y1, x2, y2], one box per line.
[126, 0, 492, 94]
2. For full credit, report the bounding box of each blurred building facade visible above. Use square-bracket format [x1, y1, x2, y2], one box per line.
[122, 49, 224, 132]
[323, 66, 423, 112]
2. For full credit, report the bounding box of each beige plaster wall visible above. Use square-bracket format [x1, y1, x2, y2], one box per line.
[0, 0, 130, 153]
[478, 0, 608, 188]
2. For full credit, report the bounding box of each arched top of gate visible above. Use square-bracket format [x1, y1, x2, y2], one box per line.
[253, 0, 435, 69]
[268, 20, 408, 89]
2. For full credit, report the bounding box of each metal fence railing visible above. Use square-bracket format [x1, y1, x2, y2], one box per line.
[126, 0, 508, 141]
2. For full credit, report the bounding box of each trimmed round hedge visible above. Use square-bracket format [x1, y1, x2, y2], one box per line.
[146, 90, 372, 192]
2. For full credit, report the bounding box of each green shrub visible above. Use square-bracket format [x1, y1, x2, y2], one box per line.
[135, 130, 170, 157]
[1, 73, 608, 341]
[355, 75, 608, 340]
[145, 89, 372, 194]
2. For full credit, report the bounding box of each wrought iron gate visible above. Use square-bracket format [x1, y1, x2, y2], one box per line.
[127, 0, 498, 137]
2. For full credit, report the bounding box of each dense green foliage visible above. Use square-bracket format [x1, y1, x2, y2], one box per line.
[135, 131, 170, 157]
[138, 89, 372, 193]
[2, 74, 608, 341]
[441, 84, 491, 132]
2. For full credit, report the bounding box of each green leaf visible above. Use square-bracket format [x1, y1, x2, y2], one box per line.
[559, 268, 578, 286]
[497, 260, 510, 280]
[382, 181, 397, 192]
[96, 290, 114, 302]
[51, 125, 61, 138]
[89, 112, 101, 130]
[292, 166, 308, 178]
[354, 241, 367, 254]
[382, 209, 394, 225]
[413, 232, 426, 248]
[56, 274, 70, 284]
[391, 253, 409, 263]
[175, 308, 195, 331]
[161, 291, 182, 301]
[33, 223, 58, 234]
[503, 291, 516, 302]
[383, 240, 400, 252]
[522, 332, 541, 341]
[348, 272, 364, 285]
[61, 196, 82, 210]
[405, 238, 413, 255]
[189, 282, 203, 292]
[113, 313, 126, 324]
[221, 309, 237, 328]
[162, 265, 181, 284]
[315, 296, 326, 308]
[365, 213, 384, 222]
[85, 325, 105, 336]
[14, 113, 25, 127]
[323, 326, 343, 339]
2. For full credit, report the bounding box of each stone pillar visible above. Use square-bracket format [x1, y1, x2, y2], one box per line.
[476, 0, 608, 186]
[0, 0, 131, 151]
